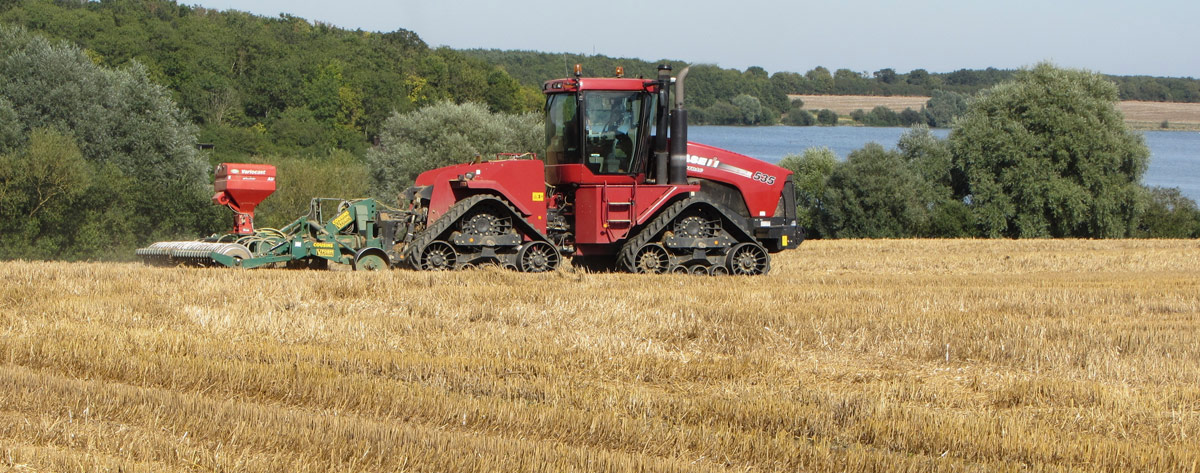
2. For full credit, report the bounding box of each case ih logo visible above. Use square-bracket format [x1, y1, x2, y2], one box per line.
[686, 154, 721, 169]
[686, 154, 766, 182]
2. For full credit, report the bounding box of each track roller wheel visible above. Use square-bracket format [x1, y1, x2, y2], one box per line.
[667, 265, 688, 274]
[518, 241, 560, 273]
[689, 264, 709, 275]
[727, 242, 770, 275]
[420, 241, 457, 271]
[633, 244, 670, 274]
[709, 265, 729, 276]
[353, 252, 388, 271]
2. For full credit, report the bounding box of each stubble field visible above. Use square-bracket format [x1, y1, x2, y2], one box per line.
[1, 239, 1198, 472]
[791, 95, 1200, 129]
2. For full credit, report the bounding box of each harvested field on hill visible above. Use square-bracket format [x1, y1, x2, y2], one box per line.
[790, 95, 931, 115]
[2, 239, 1199, 472]
[1119, 100, 1200, 128]
[791, 94, 1200, 129]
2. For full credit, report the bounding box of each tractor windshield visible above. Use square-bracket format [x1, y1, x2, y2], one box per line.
[582, 91, 643, 174]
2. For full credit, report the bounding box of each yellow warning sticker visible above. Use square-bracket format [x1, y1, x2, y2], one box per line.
[532, 192, 545, 202]
[331, 210, 353, 228]
[782, 235, 788, 246]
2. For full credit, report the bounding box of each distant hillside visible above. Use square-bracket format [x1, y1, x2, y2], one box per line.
[464, 49, 1200, 104]
[0, 0, 540, 159]
[3, 0, 1196, 147]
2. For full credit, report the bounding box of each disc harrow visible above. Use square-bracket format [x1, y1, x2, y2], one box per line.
[136, 241, 252, 267]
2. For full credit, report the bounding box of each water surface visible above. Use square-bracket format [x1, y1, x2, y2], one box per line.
[691, 126, 1200, 202]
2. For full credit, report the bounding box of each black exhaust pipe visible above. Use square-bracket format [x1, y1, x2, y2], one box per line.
[668, 66, 690, 185]
[654, 65, 671, 184]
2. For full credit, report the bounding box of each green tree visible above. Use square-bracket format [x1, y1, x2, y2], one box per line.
[833, 69, 870, 94]
[819, 143, 930, 238]
[0, 25, 218, 257]
[701, 101, 741, 125]
[770, 71, 808, 95]
[816, 109, 839, 126]
[906, 68, 930, 86]
[778, 147, 836, 236]
[0, 97, 21, 152]
[783, 109, 815, 126]
[731, 94, 766, 125]
[923, 90, 969, 128]
[1136, 187, 1200, 238]
[805, 66, 834, 94]
[862, 106, 899, 127]
[485, 69, 522, 113]
[366, 101, 543, 200]
[950, 63, 1149, 238]
[898, 108, 924, 126]
[0, 129, 88, 222]
[874, 68, 898, 84]
[897, 127, 975, 237]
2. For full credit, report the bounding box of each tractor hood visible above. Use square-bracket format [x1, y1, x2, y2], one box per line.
[684, 142, 792, 218]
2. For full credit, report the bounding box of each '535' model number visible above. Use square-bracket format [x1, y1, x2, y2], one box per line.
[752, 171, 776, 185]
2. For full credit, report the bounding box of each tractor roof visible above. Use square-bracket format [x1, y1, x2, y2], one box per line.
[542, 77, 660, 94]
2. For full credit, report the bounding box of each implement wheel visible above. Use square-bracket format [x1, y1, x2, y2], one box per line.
[727, 242, 769, 275]
[420, 241, 457, 271]
[518, 241, 560, 273]
[353, 252, 388, 271]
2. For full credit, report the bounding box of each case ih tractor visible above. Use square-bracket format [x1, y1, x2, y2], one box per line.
[138, 66, 802, 275]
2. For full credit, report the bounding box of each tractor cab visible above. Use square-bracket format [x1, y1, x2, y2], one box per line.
[543, 71, 665, 186]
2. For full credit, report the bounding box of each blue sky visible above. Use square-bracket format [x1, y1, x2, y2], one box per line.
[186, 0, 1197, 78]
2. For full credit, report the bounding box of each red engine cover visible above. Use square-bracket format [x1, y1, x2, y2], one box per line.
[684, 142, 791, 218]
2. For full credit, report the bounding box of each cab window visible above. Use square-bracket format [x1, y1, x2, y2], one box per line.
[583, 91, 643, 174]
[544, 93, 579, 166]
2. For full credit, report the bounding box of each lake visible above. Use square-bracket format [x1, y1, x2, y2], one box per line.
[690, 126, 1200, 203]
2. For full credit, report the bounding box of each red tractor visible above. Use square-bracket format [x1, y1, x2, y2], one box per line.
[395, 65, 802, 275]
[140, 66, 802, 275]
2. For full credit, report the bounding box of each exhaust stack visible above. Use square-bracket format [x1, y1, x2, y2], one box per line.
[668, 66, 690, 185]
[653, 65, 671, 184]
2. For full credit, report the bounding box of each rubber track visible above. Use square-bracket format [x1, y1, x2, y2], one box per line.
[616, 198, 757, 273]
[406, 194, 552, 268]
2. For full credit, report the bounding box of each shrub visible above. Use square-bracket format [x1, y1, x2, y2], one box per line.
[1136, 186, 1200, 238]
[816, 109, 838, 126]
[366, 101, 543, 201]
[783, 109, 815, 126]
[862, 106, 899, 127]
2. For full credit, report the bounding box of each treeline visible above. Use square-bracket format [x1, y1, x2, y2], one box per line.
[0, 0, 541, 160]
[465, 49, 1200, 126]
[0, 24, 220, 259]
[779, 65, 1200, 240]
